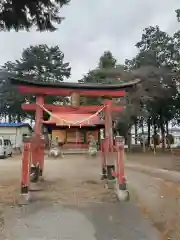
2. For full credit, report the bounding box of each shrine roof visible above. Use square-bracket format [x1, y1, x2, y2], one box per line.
[9, 77, 140, 91]
[43, 112, 104, 127]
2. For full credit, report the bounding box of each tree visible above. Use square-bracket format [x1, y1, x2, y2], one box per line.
[135, 26, 178, 69]
[0, 69, 26, 122]
[79, 51, 141, 149]
[14, 44, 71, 82]
[176, 9, 180, 23]
[79, 51, 119, 106]
[98, 51, 117, 69]
[122, 25, 179, 150]
[0, 0, 70, 31]
[0, 44, 71, 122]
[79, 34, 178, 150]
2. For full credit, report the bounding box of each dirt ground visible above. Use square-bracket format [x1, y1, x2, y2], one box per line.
[126, 151, 180, 171]
[0, 153, 180, 239]
[126, 153, 180, 239]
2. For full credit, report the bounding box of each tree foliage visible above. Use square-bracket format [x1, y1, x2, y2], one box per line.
[78, 10, 180, 149]
[79, 51, 121, 106]
[98, 51, 117, 69]
[13, 44, 71, 82]
[0, 0, 70, 31]
[0, 44, 71, 122]
[176, 9, 180, 23]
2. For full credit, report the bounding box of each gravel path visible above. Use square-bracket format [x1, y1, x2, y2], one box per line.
[0, 155, 170, 239]
[126, 162, 180, 182]
[126, 167, 180, 239]
[2, 201, 160, 240]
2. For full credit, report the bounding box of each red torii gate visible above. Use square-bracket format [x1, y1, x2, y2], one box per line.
[9, 77, 140, 202]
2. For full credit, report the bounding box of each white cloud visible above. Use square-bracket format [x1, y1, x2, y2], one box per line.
[0, 0, 179, 81]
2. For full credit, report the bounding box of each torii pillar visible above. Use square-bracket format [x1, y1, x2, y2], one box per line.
[104, 99, 113, 150]
[101, 98, 115, 180]
[31, 95, 44, 181]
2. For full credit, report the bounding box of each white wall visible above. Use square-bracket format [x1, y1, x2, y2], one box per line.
[0, 126, 31, 147]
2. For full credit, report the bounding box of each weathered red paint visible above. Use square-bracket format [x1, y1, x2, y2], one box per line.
[17, 85, 126, 97]
[116, 137, 125, 185]
[21, 142, 31, 194]
[104, 99, 114, 152]
[22, 104, 123, 113]
[33, 96, 44, 175]
[34, 96, 44, 136]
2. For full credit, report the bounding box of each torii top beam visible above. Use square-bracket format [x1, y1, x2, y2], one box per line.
[9, 77, 140, 97]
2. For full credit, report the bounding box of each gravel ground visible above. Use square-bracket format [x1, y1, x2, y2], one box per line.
[126, 152, 180, 171]
[127, 169, 180, 239]
[0, 154, 179, 239]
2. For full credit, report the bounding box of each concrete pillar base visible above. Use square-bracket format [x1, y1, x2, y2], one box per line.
[105, 179, 115, 189]
[116, 189, 130, 201]
[30, 165, 40, 183]
[29, 182, 43, 192]
[18, 193, 31, 205]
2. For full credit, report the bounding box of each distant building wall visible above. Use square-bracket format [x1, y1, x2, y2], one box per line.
[0, 126, 32, 148]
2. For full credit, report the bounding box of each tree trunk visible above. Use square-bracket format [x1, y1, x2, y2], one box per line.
[166, 121, 169, 135]
[141, 118, 144, 135]
[134, 119, 138, 144]
[127, 128, 132, 152]
[147, 117, 151, 146]
[153, 122, 157, 152]
[17, 113, 21, 123]
[8, 113, 12, 122]
[4, 113, 7, 122]
[12, 116, 16, 123]
[160, 118, 165, 150]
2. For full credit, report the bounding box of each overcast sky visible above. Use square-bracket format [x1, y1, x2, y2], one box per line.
[0, 0, 180, 81]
